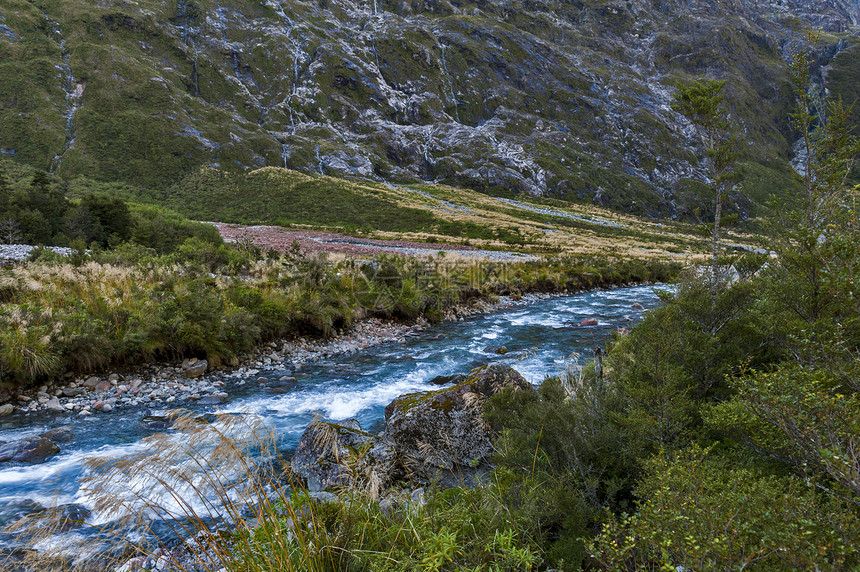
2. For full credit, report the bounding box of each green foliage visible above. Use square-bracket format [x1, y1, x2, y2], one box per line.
[587, 445, 859, 570]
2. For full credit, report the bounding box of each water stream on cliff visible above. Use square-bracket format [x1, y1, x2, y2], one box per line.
[0, 284, 665, 558]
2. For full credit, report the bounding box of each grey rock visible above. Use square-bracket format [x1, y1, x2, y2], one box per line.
[384, 364, 533, 487]
[61, 387, 85, 397]
[82, 376, 100, 390]
[427, 374, 464, 386]
[196, 395, 227, 406]
[39, 426, 74, 444]
[0, 499, 44, 528]
[0, 437, 61, 464]
[0, 404, 13, 417]
[182, 358, 208, 379]
[45, 397, 64, 412]
[292, 418, 400, 493]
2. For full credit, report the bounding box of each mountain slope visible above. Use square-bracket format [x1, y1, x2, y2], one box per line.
[0, 0, 857, 218]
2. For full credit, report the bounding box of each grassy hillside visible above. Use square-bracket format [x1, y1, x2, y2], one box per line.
[129, 165, 741, 259]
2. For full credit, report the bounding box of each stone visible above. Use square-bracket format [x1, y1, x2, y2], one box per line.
[428, 374, 464, 386]
[0, 499, 44, 528]
[579, 318, 599, 326]
[95, 380, 111, 392]
[141, 415, 174, 431]
[278, 376, 298, 383]
[196, 395, 227, 406]
[0, 437, 61, 464]
[0, 404, 13, 417]
[292, 418, 400, 493]
[182, 358, 208, 379]
[33, 504, 92, 533]
[40, 427, 74, 443]
[45, 398, 63, 412]
[384, 365, 533, 487]
[631, 302, 644, 309]
[100, 403, 113, 413]
[62, 387, 85, 397]
[484, 345, 508, 355]
[0, 388, 12, 403]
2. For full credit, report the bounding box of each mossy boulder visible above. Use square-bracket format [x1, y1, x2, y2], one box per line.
[291, 418, 400, 494]
[383, 364, 533, 487]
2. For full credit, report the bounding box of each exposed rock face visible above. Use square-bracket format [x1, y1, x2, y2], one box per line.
[0, 0, 857, 216]
[383, 364, 533, 486]
[291, 418, 400, 494]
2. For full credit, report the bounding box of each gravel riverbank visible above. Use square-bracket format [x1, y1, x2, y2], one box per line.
[1, 291, 573, 418]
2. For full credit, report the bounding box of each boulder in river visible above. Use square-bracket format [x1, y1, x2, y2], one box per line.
[39, 426, 74, 444]
[384, 364, 533, 487]
[0, 436, 61, 464]
[428, 374, 464, 386]
[579, 318, 599, 326]
[196, 394, 228, 406]
[484, 345, 509, 355]
[292, 418, 399, 495]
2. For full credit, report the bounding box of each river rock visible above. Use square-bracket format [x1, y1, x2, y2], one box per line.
[182, 358, 208, 379]
[196, 395, 227, 406]
[292, 418, 399, 494]
[384, 364, 533, 487]
[428, 374, 464, 386]
[484, 345, 508, 355]
[82, 376, 100, 390]
[39, 426, 74, 444]
[0, 388, 12, 403]
[0, 437, 61, 464]
[141, 415, 174, 431]
[0, 404, 13, 416]
[31, 503, 92, 533]
[0, 499, 44, 528]
[579, 318, 599, 326]
[62, 387, 85, 397]
[45, 397, 64, 412]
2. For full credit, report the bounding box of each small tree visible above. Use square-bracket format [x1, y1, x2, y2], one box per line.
[0, 216, 21, 244]
[672, 78, 740, 295]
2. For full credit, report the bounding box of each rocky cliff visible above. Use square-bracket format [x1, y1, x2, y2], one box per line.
[0, 0, 857, 217]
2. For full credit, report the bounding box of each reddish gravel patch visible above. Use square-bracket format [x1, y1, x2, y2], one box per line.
[210, 223, 536, 261]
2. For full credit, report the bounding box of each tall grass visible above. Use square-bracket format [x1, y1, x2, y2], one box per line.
[0, 245, 679, 388]
[9, 408, 544, 571]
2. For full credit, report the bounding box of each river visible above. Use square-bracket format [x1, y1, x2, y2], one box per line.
[0, 284, 665, 563]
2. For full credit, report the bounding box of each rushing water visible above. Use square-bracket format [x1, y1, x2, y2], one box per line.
[0, 284, 665, 557]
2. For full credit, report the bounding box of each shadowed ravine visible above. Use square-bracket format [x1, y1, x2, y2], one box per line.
[0, 284, 664, 558]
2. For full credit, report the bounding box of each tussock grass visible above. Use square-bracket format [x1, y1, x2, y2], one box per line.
[0, 245, 678, 389]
